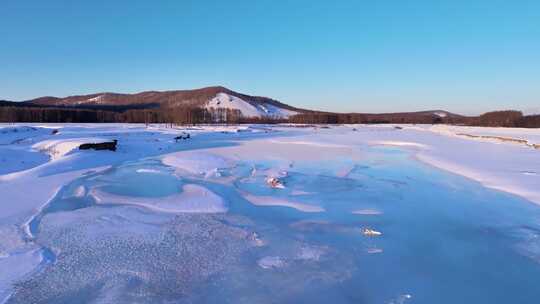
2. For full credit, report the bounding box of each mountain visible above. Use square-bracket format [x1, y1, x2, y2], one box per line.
[2, 86, 472, 124]
[25, 86, 303, 119]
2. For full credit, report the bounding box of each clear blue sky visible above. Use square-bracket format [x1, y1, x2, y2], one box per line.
[1, 0, 539, 114]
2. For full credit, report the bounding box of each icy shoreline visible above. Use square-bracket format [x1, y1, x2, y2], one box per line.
[365, 125, 540, 205]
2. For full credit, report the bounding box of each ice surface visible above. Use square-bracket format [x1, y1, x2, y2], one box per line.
[257, 256, 286, 269]
[2, 123, 540, 304]
[162, 151, 232, 176]
[8, 208, 255, 303]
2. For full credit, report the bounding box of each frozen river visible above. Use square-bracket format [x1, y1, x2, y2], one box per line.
[1, 124, 540, 303]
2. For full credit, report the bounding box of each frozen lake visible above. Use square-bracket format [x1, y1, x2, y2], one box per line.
[1, 124, 540, 303]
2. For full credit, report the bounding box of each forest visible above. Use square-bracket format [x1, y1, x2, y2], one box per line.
[0, 101, 539, 128]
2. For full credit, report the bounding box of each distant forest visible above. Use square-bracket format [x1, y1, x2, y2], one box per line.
[1, 101, 539, 128]
[0, 102, 286, 124]
[290, 110, 540, 128]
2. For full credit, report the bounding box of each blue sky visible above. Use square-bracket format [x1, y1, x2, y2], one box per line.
[1, 0, 539, 114]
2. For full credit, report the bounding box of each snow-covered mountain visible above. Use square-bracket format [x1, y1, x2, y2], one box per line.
[16, 87, 467, 122]
[26, 86, 304, 118]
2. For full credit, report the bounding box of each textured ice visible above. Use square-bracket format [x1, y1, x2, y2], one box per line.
[257, 256, 286, 269]
[296, 245, 327, 261]
[162, 151, 232, 176]
[8, 207, 254, 303]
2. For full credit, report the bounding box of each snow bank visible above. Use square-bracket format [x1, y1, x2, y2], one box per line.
[411, 124, 540, 147]
[365, 124, 540, 205]
[352, 209, 382, 215]
[416, 152, 540, 205]
[370, 141, 428, 149]
[32, 137, 108, 161]
[242, 193, 324, 213]
[90, 184, 227, 213]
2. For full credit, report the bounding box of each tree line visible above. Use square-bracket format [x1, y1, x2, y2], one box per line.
[289, 110, 540, 128]
[1, 103, 539, 128]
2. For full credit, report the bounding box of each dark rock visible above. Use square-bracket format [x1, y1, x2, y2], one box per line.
[79, 140, 117, 151]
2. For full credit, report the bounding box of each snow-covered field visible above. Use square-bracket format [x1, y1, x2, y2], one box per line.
[1, 123, 540, 303]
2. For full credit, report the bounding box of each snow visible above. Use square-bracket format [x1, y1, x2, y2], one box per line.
[242, 192, 325, 213]
[90, 184, 227, 213]
[75, 94, 105, 105]
[352, 209, 382, 215]
[162, 151, 232, 176]
[433, 112, 447, 118]
[1, 122, 540, 301]
[339, 124, 540, 205]
[410, 124, 540, 146]
[32, 137, 108, 161]
[397, 125, 540, 204]
[206, 93, 297, 118]
[370, 141, 428, 149]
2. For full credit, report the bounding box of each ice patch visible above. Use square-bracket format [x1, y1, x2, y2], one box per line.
[162, 151, 232, 176]
[296, 245, 326, 261]
[268, 140, 349, 148]
[367, 248, 384, 254]
[352, 209, 382, 215]
[135, 168, 163, 174]
[9, 210, 253, 303]
[0, 248, 43, 302]
[257, 256, 286, 269]
[387, 293, 413, 304]
[290, 190, 313, 196]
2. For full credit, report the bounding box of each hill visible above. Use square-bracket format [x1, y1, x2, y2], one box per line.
[25, 86, 302, 119]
